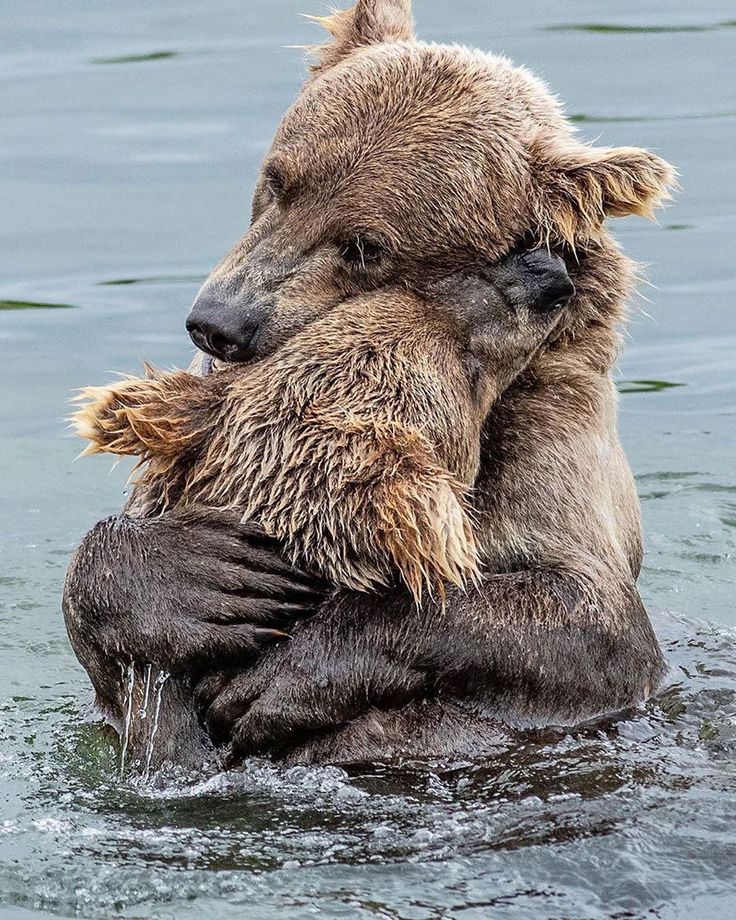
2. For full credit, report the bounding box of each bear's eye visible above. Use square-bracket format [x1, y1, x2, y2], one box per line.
[264, 167, 286, 202]
[339, 235, 384, 269]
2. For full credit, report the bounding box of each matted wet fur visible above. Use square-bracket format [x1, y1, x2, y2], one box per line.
[63, 0, 676, 770]
[73, 258, 571, 603]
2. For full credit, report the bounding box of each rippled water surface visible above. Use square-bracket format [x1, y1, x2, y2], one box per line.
[1, 1, 735, 917]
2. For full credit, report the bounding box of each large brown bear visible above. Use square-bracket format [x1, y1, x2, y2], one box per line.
[63, 0, 675, 768]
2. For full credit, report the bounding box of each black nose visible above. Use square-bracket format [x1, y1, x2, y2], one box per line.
[538, 254, 576, 312]
[498, 249, 575, 315]
[186, 293, 263, 363]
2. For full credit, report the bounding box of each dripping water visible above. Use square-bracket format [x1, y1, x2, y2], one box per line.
[119, 662, 136, 779]
[118, 663, 170, 781]
[138, 663, 152, 721]
[143, 669, 170, 781]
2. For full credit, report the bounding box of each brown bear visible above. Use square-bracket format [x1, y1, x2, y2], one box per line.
[63, 0, 676, 769]
[72, 254, 573, 606]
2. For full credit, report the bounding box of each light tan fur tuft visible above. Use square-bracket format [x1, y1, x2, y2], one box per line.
[308, 0, 414, 73]
[531, 135, 677, 246]
[72, 371, 216, 461]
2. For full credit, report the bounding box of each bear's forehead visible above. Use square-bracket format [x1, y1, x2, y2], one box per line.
[262, 43, 571, 253]
[270, 42, 569, 200]
[277, 42, 566, 152]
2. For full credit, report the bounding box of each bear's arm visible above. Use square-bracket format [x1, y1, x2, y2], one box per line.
[62, 507, 325, 738]
[197, 568, 663, 763]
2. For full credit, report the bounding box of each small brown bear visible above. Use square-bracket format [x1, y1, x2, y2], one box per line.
[73, 249, 573, 603]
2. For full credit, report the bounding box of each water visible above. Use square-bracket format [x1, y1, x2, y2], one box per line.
[1, 1, 734, 917]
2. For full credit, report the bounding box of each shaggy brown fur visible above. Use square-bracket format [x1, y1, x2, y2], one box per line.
[73, 271, 566, 603]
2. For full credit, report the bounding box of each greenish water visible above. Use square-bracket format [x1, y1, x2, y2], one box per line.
[1, 1, 735, 917]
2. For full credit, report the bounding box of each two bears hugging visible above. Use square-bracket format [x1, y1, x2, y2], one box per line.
[67, 0, 675, 769]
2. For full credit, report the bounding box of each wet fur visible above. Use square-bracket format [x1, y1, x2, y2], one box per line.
[74, 284, 561, 602]
[63, 0, 675, 768]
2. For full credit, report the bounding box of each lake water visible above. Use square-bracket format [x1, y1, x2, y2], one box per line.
[1, 1, 735, 917]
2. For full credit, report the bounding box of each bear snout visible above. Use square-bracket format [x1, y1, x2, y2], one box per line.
[499, 249, 575, 315]
[186, 290, 270, 364]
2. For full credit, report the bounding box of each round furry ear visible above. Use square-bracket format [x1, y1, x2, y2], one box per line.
[307, 0, 415, 73]
[531, 134, 677, 246]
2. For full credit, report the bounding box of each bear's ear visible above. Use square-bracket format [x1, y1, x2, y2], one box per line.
[531, 136, 677, 245]
[307, 0, 415, 73]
